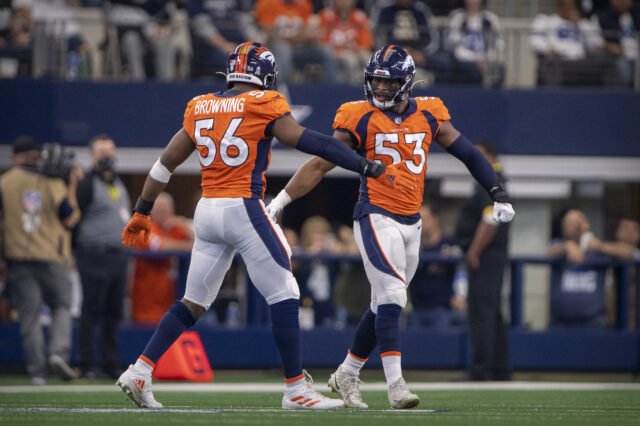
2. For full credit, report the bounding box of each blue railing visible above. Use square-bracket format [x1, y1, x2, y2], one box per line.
[127, 250, 640, 331]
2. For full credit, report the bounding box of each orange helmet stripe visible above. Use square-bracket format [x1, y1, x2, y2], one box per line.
[235, 41, 251, 72]
[382, 44, 396, 63]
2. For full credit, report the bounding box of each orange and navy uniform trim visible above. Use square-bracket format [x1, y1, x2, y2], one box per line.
[285, 373, 305, 383]
[348, 349, 368, 362]
[382, 44, 396, 62]
[139, 355, 155, 368]
[182, 90, 291, 199]
[332, 96, 451, 216]
[368, 216, 405, 283]
[380, 351, 401, 358]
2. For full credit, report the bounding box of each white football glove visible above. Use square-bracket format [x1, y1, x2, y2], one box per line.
[265, 190, 292, 221]
[492, 202, 515, 223]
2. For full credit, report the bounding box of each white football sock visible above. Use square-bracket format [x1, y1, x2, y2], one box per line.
[342, 351, 366, 375]
[381, 355, 402, 384]
[285, 375, 306, 393]
[134, 358, 154, 375]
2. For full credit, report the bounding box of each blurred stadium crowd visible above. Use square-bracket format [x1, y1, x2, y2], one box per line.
[0, 0, 638, 88]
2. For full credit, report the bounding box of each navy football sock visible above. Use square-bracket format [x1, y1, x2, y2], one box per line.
[350, 308, 377, 360]
[270, 298, 303, 381]
[375, 304, 402, 354]
[141, 301, 195, 364]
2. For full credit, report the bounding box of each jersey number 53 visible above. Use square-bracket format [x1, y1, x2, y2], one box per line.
[374, 132, 427, 175]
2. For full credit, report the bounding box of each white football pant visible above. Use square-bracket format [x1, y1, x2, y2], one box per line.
[184, 197, 299, 309]
[353, 213, 421, 313]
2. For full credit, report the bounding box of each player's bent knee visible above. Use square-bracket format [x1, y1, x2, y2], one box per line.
[181, 298, 206, 320]
[261, 272, 300, 305]
[376, 288, 407, 309]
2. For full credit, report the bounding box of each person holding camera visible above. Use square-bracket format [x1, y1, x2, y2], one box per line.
[73, 134, 131, 380]
[0, 135, 82, 385]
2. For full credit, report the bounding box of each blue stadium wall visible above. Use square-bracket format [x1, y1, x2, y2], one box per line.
[1, 79, 640, 156]
[0, 323, 638, 371]
[1, 80, 639, 371]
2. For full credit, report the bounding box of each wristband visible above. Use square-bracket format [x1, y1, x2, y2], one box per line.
[134, 196, 154, 216]
[359, 157, 386, 178]
[273, 189, 292, 207]
[489, 181, 511, 203]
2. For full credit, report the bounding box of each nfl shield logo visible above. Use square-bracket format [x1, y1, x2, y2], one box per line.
[23, 191, 42, 214]
[394, 117, 401, 124]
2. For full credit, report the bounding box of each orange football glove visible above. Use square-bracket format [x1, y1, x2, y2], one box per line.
[375, 163, 416, 195]
[122, 212, 151, 248]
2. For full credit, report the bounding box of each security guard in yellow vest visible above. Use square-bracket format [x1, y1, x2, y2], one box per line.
[0, 136, 82, 385]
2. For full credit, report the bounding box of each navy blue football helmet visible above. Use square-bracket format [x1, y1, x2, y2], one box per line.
[226, 42, 277, 90]
[364, 45, 416, 110]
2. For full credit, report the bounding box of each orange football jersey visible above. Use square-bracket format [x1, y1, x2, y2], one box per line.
[333, 97, 450, 216]
[183, 90, 291, 199]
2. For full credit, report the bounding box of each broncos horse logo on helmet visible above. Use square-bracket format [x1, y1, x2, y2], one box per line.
[226, 41, 278, 90]
[364, 45, 416, 110]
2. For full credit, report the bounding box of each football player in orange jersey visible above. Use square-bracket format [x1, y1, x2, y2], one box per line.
[115, 41, 415, 410]
[266, 45, 515, 409]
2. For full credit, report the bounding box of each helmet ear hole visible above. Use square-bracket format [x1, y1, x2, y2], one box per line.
[264, 74, 276, 90]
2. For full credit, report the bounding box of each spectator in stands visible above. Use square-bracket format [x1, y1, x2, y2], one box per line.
[1, 136, 82, 385]
[594, 0, 639, 86]
[438, 0, 505, 86]
[333, 224, 370, 326]
[318, 0, 373, 85]
[131, 192, 193, 324]
[294, 216, 339, 326]
[107, 0, 177, 80]
[530, 0, 619, 86]
[426, 0, 464, 16]
[31, 0, 91, 79]
[548, 209, 609, 328]
[589, 217, 640, 260]
[188, 0, 260, 78]
[580, 0, 620, 16]
[369, 0, 439, 80]
[454, 141, 510, 381]
[409, 204, 466, 328]
[74, 134, 130, 380]
[0, 0, 34, 77]
[254, 0, 337, 84]
[590, 217, 640, 329]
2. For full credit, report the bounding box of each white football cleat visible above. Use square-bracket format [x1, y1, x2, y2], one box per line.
[388, 377, 419, 409]
[328, 365, 368, 408]
[116, 365, 163, 409]
[282, 370, 345, 410]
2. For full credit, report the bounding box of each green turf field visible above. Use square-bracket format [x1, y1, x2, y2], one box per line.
[1, 375, 640, 426]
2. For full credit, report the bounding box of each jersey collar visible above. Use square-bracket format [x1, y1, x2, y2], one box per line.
[216, 89, 251, 98]
[380, 98, 417, 125]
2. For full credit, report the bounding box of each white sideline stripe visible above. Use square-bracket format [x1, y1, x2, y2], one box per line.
[0, 407, 443, 414]
[1, 382, 640, 393]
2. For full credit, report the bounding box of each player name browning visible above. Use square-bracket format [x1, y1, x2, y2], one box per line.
[195, 98, 246, 115]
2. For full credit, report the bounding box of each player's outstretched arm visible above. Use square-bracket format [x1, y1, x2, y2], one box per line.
[265, 131, 348, 219]
[122, 128, 195, 247]
[436, 121, 515, 223]
[270, 115, 415, 193]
